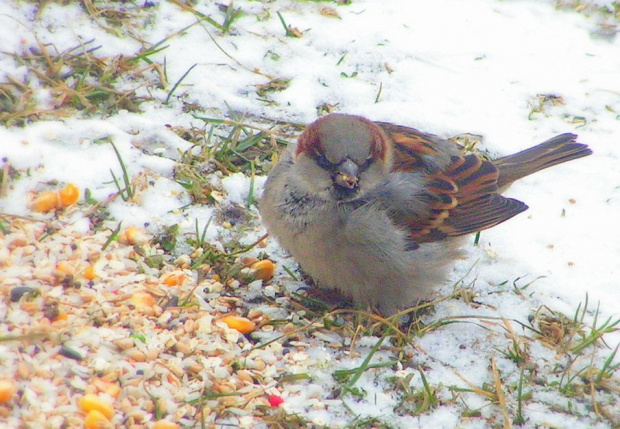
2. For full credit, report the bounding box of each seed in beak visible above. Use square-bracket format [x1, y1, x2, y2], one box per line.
[334, 158, 360, 189]
[335, 173, 358, 189]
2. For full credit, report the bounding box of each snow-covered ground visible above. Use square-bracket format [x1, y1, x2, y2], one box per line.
[1, 0, 618, 428]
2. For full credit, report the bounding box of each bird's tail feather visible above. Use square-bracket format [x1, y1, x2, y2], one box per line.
[494, 133, 592, 188]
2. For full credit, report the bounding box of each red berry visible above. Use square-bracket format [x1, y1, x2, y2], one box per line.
[268, 394, 284, 407]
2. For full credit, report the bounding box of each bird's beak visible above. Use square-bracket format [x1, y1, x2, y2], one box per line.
[334, 159, 359, 189]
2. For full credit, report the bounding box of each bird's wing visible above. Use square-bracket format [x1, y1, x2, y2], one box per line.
[376, 123, 528, 245]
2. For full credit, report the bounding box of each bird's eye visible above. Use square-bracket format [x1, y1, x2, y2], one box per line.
[359, 156, 374, 171]
[315, 153, 333, 170]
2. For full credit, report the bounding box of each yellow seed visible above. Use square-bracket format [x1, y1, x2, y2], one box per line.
[253, 358, 266, 371]
[83, 265, 98, 280]
[58, 183, 79, 207]
[237, 370, 254, 384]
[251, 260, 275, 281]
[17, 363, 31, 379]
[125, 349, 147, 362]
[173, 341, 191, 355]
[130, 292, 155, 308]
[92, 378, 121, 399]
[84, 409, 112, 429]
[213, 382, 236, 394]
[55, 260, 74, 276]
[281, 323, 296, 335]
[119, 226, 149, 245]
[79, 394, 114, 419]
[152, 421, 180, 429]
[221, 315, 255, 334]
[52, 311, 68, 322]
[30, 191, 59, 212]
[0, 380, 17, 403]
[112, 338, 135, 350]
[243, 257, 259, 266]
[20, 301, 39, 315]
[186, 361, 202, 374]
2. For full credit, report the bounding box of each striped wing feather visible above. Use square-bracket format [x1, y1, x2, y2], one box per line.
[384, 125, 528, 243]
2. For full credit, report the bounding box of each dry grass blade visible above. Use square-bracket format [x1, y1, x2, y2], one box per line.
[0, 332, 48, 343]
[0, 27, 169, 125]
[1, 161, 12, 198]
[176, 115, 292, 178]
[491, 357, 512, 429]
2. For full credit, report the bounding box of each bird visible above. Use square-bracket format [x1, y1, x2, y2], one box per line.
[259, 113, 592, 315]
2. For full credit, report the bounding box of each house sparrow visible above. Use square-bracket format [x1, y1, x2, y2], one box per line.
[259, 113, 592, 315]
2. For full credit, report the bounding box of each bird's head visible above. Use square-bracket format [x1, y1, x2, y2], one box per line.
[294, 114, 392, 200]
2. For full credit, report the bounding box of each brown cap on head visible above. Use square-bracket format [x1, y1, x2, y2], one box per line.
[296, 114, 391, 164]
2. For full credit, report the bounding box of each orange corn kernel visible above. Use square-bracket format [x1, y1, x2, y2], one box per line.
[162, 272, 186, 287]
[58, 183, 79, 207]
[79, 394, 114, 419]
[251, 259, 275, 281]
[84, 409, 112, 429]
[0, 380, 17, 403]
[30, 191, 60, 212]
[221, 315, 255, 334]
[83, 265, 98, 280]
